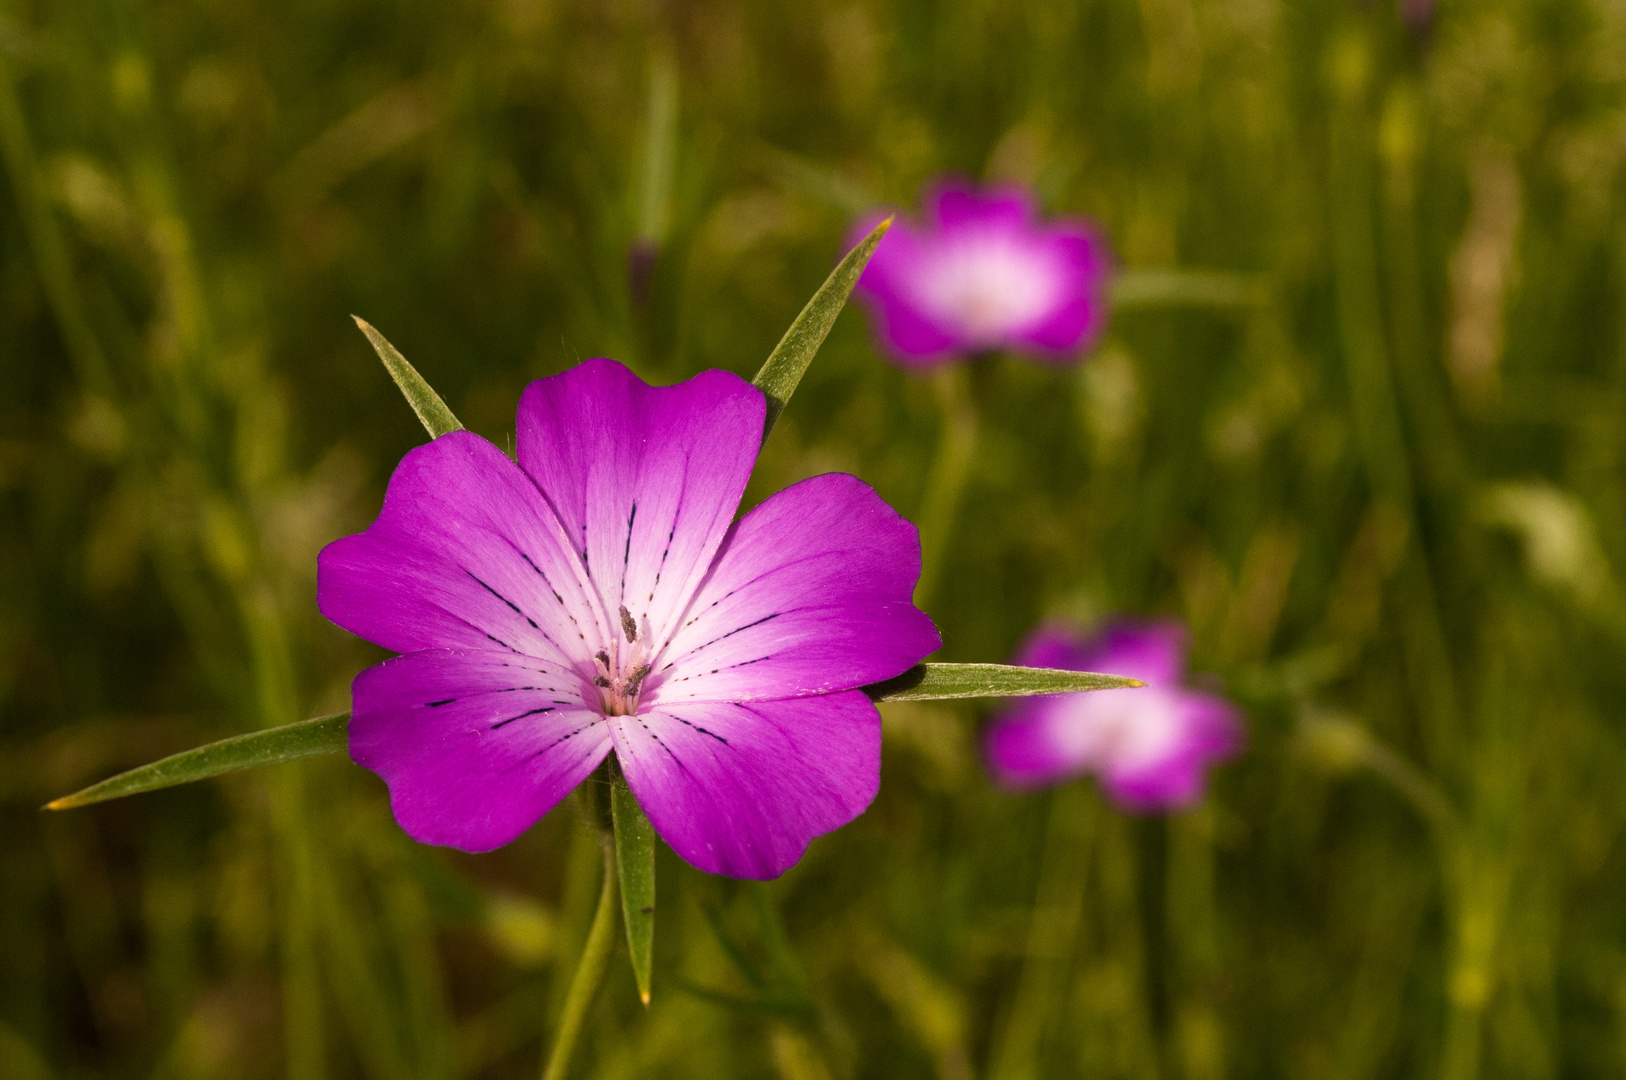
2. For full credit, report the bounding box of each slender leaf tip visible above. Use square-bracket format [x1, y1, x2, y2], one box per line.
[753, 216, 892, 441]
[863, 663, 1144, 702]
[351, 315, 464, 438]
[44, 712, 351, 810]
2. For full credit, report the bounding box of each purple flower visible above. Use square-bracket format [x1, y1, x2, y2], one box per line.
[983, 621, 1241, 810]
[318, 359, 940, 879]
[852, 181, 1113, 369]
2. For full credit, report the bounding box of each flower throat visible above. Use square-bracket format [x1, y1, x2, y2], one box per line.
[592, 605, 653, 715]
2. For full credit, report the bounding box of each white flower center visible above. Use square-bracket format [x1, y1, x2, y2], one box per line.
[912, 231, 1062, 344]
[1054, 687, 1184, 775]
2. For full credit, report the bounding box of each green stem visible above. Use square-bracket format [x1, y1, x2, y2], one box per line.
[913, 367, 980, 609]
[1109, 268, 1269, 308]
[987, 784, 1095, 1080]
[541, 833, 620, 1080]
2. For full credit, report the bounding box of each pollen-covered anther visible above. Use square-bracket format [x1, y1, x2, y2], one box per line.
[592, 616, 655, 716]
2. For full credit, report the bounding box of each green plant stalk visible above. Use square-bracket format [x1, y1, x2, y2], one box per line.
[987, 783, 1095, 1080]
[1328, 38, 1475, 1076]
[240, 585, 329, 1080]
[0, 44, 117, 398]
[541, 833, 620, 1080]
[1110, 268, 1270, 308]
[913, 366, 980, 610]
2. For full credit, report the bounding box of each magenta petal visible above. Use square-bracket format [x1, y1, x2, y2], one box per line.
[1014, 621, 1188, 685]
[516, 359, 764, 650]
[854, 217, 968, 365]
[651, 472, 940, 705]
[1101, 694, 1242, 810]
[1009, 229, 1113, 360]
[929, 181, 1035, 229]
[349, 650, 611, 852]
[608, 691, 881, 878]
[983, 694, 1087, 789]
[318, 432, 605, 667]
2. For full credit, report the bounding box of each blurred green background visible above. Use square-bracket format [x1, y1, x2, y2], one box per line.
[4, 0, 1626, 1076]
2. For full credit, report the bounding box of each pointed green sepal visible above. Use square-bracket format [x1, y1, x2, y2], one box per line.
[352, 316, 465, 438]
[46, 712, 351, 810]
[752, 217, 890, 441]
[610, 759, 657, 1006]
[863, 663, 1142, 702]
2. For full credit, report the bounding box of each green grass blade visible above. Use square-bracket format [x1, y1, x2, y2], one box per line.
[752, 217, 890, 441]
[610, 759, 657, 1006]
[864, 664, 1142, 702]
[353, 317, 464, 438]
[46, 713, 351, 810]
[1110, 268, 1271, 308]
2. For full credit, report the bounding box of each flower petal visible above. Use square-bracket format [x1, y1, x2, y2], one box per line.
[1101, 694, 1243, 810]
[516, 359, 765, 654]
[1008, 227, 1113, 360]
[649, 472, 940, 705]
[983, 693, 1090, 788]
[1013, 621, 1187, 685]
[607, 691, 880, 878]
[928, 181, 1034, 229]
[350, 649, 611, 852]
[853, 216, 966, 365]
[319, 432, 610, 667]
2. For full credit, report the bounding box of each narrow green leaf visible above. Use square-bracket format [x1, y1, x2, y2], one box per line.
[752, 218, 891, 441]
[46, 713, 350, 810]
[352, 317, 464, 438]
[863, 663, 1142, 703]
[610, 759, 656, 1006]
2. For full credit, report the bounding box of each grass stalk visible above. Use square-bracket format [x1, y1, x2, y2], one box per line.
[541, 833, 620, 1080]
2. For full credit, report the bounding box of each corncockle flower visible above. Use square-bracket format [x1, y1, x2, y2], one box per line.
[852, 181, 1112, 369]
[983, 621, 1241, 809]
[318, 358, 940, 878]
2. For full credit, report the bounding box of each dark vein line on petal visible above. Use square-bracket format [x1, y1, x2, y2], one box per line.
[537, 723, 591, 752]
[672, 714, 728, 745]
[659, 613, 781, 671]
[491, 706, 557, 730]
[620, 501, 636, 596]
[466, 570, 541, 630]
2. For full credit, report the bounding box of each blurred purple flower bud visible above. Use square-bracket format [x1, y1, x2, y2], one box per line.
[628, 238, 659, 311]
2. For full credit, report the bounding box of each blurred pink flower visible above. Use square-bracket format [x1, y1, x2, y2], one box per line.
[984, 621, 1242, 810]
[852, 181, 1112, 369]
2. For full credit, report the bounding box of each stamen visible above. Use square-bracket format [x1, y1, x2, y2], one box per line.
[624, 662, 652, 698]
[619, 605, 638, 644]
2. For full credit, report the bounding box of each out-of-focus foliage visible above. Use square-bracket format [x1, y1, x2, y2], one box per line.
[3, 0, 1626, 1077]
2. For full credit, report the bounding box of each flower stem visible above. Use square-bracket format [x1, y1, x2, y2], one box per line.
[987, 783, 1095, 1080]
[913, 367, 980, 609]
[541, 831, 620, 1080]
